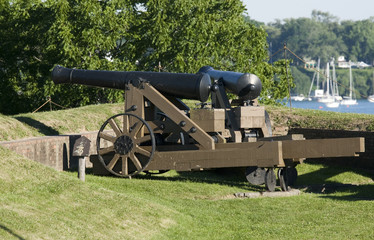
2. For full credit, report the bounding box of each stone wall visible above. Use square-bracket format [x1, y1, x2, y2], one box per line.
[0, 132, 100, 171]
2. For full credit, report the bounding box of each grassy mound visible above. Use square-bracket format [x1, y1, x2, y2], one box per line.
[266, 105, 374, 132]
[0, 103, 373, 239]
[1, 103, 374, 142]
[0, 103, 123, 141]
[0, 146, 176, 239]
[1, 145, 373, 239]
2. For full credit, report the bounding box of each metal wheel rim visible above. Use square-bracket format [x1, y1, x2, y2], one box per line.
[287, 167, 298, 186]
[245, 166, 266, 185]
[278, 168, 289, 191]
[265, 168, 276, 192]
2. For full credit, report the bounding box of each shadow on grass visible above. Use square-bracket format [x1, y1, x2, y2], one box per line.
[0, 224, 25, 240]
[14, 116, 59, 136]
[87, 167, 266, 192]
[143, 169, 267, 192]
[296, 160, 374, 201]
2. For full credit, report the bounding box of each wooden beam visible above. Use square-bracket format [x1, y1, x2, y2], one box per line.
[282, 137, 364, 159]
[146, 141, 284, 171]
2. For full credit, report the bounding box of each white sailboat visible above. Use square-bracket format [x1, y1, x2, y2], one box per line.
[325, 58, 341, 108]
[308, 58, 323, 100]
[319, 62, 336, 104]
[368, 71, 374, 102]
[331, 59, 342, 101]
[341, 62, 358, 105]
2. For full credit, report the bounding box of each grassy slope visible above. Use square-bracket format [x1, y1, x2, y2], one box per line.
[0, 146, 373, 239]
[266, 105, 374, 132]
[0, 104, 374, 239]
[2, 102, 374, 142]
[0, 103, 123, 141]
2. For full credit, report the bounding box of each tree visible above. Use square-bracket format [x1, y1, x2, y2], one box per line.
[267, 15, 346, 65]
[128, 0, 290, 103]
[1, 0, 291, 114]
[0, 0, 136, 114]
[341, 18, 374, 64]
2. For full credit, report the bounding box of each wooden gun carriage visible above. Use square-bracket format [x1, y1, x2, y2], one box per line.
[52, 66, 364, 191]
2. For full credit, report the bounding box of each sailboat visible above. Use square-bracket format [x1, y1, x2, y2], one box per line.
[331, 59, 342, 101]
[341, 62, 358, 105]
[308, 58, 323, 100]
[325, 58, 341, 108]
[319, 62, 336, 104]
[368, 71, 374, 102]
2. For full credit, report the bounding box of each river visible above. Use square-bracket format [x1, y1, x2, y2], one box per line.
[284, 99, 374, 115]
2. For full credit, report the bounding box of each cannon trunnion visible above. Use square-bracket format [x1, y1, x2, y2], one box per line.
[52, 66, 365, 191]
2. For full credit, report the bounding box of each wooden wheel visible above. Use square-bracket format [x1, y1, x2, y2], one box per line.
[96, 113, 155, 177]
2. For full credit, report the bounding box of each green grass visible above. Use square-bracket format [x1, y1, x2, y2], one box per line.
[1, 103, 374, 239]
[2, 102, 374, 142]
[0, 103, 123, 141]
[0, 146, 373, 239]
[266, 105, 374, 131]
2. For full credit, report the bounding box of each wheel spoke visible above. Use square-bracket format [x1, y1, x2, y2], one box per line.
[107, 154, 120, 170]
[134, 146, 151, 157]
[98, 146, 114, 155]
[121, 156, 128, 176]
[134, 135, 152, 145]
[109, 118, 122, 136]
[123, 114, 129, 134]
[130, 121, 144, 138]
[99, 132, 116, 143]
[129, 152, 142, 171]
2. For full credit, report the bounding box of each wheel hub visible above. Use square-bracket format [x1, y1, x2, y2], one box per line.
[114, 135, 133, 155]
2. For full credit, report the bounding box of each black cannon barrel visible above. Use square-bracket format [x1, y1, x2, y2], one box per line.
[52, 66, 212, 102]
[198, 66, 262, 100]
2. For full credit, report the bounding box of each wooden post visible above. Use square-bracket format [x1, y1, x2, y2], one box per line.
[72, 136, 91, 182]
[78, 157, 86, 181]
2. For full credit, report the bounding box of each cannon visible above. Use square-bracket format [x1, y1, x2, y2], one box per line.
[52, 66, 364, 191]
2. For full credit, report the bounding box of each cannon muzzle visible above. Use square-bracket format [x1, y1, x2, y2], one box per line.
[198, 66, 262, 100]
[52, 66, 212, 102]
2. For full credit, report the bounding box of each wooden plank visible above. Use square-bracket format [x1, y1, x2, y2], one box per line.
[260, 134, 305, 141]
[282, 137, 365, 159]
[146, 141, 284, 171]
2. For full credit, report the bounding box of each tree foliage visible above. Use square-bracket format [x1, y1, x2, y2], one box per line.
[266, 11, 374, 66]
[1, 0, 290, 114]
[262, 11, 374, 98]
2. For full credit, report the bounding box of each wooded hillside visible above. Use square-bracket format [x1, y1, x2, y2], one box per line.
[247, 10, 374, 97]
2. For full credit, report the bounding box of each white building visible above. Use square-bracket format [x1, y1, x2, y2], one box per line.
[337, 56, 371, 69]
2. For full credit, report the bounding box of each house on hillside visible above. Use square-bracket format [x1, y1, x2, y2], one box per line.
[337, 56, 350, 68]
[337, 56, 371, 69]
[304, 59, 316, 68]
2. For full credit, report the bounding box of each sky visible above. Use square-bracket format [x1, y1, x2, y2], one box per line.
[242, 0, 374, 24]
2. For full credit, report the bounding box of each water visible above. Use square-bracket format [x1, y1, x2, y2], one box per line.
[284, 99, 374, 115]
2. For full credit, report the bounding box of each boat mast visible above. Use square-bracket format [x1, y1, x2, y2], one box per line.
[316, 58, 320, 89]
[349, 61, 353, 99]
[331, 58, 339, 97]
[326, 62, 330, 97]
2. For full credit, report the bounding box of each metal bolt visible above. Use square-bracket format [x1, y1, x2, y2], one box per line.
[179, 121, 186, 127]
[190, 127, 197, 133]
